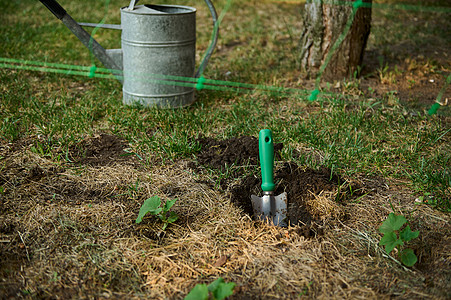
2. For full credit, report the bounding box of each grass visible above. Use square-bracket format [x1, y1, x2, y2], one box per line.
[4, 72, 447, 207]
[1, 0, 450, 298]
[6, 72, 446, 206]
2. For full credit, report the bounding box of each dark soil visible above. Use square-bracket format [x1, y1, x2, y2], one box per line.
[193, 136, 358, 234]
[275, 163, 344, 225]
[194, 135, 282, 172]
[68, 133, 136, 166]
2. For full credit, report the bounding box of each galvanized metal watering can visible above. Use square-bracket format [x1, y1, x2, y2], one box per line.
[39, 0, 218, 108]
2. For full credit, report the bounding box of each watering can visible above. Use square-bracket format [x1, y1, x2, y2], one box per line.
[39, 0, 218, 108]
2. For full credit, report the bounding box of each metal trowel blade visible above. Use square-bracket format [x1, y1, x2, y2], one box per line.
[251, 191, 287, 227]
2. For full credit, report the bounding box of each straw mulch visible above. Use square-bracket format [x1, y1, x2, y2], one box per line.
[0, 140, 449, 299]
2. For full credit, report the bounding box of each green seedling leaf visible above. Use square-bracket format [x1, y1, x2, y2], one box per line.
[184, 283, 209, 300]
[207, 278, 225, 293]
[379, 213, 407, 234]
[164, 198, 177, 212]
[135, 196, 162, 224]
[152, 207, 164, 215]
[206, 278, 236, 300]
[212, 282, 235, 300]
[400, 248, 418, 267]
[379, 232, 403, 254]
[400, 225, 419, 242]
[167, 211, 179, 223]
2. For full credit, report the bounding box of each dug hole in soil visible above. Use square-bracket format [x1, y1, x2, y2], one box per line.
[192, 135, 358, 236]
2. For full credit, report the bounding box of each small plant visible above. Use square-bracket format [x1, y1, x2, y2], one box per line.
[135, 196, 179, 230]
[299, 281, 313, 296]
[184, 277, 235, 300]
[416, 192, 437, 207]
[31, 141, 52, 158]
[377, 63, 400, 85]
[50, 271, 60, 282]
[128, 179, 141, 198]
[385, 90, 399, 106]
[378, 212, 420, 267]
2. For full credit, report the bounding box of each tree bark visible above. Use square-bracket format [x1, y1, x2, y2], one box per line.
[299, 0, 372, 81]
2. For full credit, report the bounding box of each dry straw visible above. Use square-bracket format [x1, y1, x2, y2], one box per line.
[1, 145, 449, 299]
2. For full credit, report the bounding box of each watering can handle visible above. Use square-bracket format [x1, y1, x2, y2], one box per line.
[128, 0, 139, 10]
[127, 0, 218, 78]
[196, 0, 219, 78]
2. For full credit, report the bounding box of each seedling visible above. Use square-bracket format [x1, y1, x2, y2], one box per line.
[184, 277, 235, 300]
[378, 213, 419, 267]
[50, 271, 60, 282]
[31, 141, 52, 158]
[416, 192, 437, 207]
[299, 281, 313, 296]
[135, 196, 179, 230]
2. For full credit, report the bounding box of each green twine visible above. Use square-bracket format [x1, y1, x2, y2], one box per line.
[307, 0, 445, 12]
[428, 74, 451, 115]
[0, 58, 314, 98]
[353, 0, 364, 9]
[196, 76, 206, 90]
[88, 65, 97, 78]
[309, 89, 320, 101]
[428, 103, 441, 116]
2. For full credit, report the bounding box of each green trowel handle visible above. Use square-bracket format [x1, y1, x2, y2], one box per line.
[259, 129, 275, 192]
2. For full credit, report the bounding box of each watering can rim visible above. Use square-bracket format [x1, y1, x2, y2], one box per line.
[81, 5, 198, 29]
[122, 4, 197, 15]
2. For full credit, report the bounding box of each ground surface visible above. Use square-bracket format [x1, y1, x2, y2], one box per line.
[2, 134, 449, 299]
[1, 0, 450, 299]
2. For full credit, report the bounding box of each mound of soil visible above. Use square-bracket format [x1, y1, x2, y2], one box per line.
[69, 134, 135, 166]
[194, 136, 354, 233]
[195, 135, 282, 171]
[277, 163, 343, 223]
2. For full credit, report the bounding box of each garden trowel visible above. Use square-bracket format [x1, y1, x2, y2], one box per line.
[251, 129, 287, 227]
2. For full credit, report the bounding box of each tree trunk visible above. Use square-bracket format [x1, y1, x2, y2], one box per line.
[299, 0, 372, 81]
